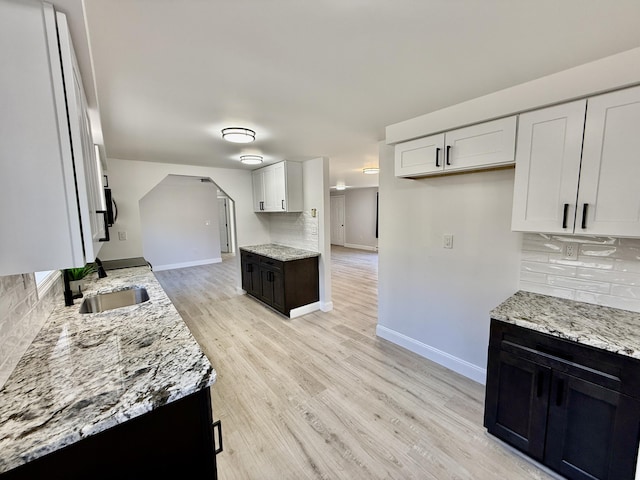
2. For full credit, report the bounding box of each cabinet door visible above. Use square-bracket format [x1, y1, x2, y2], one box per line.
[240, 253, 260, 296]
[444, 116, 517, 172]
[577, 86, 640, 237]
[272, 162, 287, 211]
[394, 133, 445, 177]
[511, 101, 586, 233]
[252, 170, 265, 212]
[59, 13, 106, 261]
[545, 373, 640, 480]
[484, 349, 550, 460]
[263, 165, 280, 211]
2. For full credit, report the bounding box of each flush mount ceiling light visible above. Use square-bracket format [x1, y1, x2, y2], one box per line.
[363, 167, 379, 175]
[240, 155, 263, 165]
[335, 183, 346, 191]
[221, 127, 255, 143]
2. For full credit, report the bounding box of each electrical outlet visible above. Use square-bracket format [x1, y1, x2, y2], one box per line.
[564, 242, 579, 260]
[443, 234, 453, 249]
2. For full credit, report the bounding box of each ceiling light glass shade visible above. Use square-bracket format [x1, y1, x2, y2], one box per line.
[222, 127, 256, 143]
[335, 184, 346, 190]
[240, 155, 263, 165]
[363, 167, 379, 174]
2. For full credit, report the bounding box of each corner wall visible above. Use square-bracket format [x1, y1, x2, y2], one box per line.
[377, 142, 522, 384]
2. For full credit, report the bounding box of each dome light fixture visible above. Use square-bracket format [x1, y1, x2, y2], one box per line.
[222, 127, 255, 143]
[240, 155, 263, 165]
[363, 167, 379, 175]
[335, 183, 346, 191]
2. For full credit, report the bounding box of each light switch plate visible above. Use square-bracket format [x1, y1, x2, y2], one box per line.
[118, 231, 127, 241]
[443, 234, 453, 249]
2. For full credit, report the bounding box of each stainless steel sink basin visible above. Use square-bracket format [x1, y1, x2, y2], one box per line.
[79, 287, 150, 314]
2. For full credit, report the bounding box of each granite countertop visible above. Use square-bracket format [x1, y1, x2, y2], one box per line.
[240, 244, 320, 262]
[0, 267, 216, 474]
[491, 290, 640, 359]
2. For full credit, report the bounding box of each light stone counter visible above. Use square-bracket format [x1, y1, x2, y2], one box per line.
[491, 290, 640, 359]
[240, 244, 320, 262]
[0, 266, 216, 474]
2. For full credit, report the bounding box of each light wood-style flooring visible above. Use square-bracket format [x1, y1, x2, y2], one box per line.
[155, 246, 553, 479]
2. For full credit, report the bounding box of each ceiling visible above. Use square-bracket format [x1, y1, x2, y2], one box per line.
[53, 0, 640, 190]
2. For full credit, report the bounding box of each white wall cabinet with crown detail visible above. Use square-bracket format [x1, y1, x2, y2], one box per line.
[512, 85, 640, 237]
[252, 161, 303, 212]
[0, 0, 106, 276]
[394, 116, 517, 178]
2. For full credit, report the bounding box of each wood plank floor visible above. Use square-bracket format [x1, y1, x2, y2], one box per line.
[155, 246, 554, 479]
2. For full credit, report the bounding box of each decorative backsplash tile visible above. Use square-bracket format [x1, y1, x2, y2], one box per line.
[520, 233, 640, 312]
[0, 273, 62, 388]
[268, 211, 319, 252]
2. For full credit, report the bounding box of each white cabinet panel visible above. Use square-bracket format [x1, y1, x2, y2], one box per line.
[0, 1, 104, 275]
[512, 85, 640, 237]
[512, 101, 586, 233]
[394, 117, 516, 178]
[252, 161, 302, 213]
[445, 116, 517, 172]
[578, 86, 640, 237]
[394, 133, 444, 177]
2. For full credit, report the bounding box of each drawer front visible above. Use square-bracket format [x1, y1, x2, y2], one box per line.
[259, 257, 283, 271]
[489, 319, 640, 398]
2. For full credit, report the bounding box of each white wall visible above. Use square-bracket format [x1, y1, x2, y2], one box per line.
[99, 158, 270, 270]
[377, 142, 522, 384]
[331, 187, 379, 251]
[139, 180, 221, 271]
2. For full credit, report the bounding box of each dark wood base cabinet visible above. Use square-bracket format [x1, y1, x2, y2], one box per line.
[241, 250, 319, 317]
[2, 388, 221, 480]
[485, 319, 640, 480]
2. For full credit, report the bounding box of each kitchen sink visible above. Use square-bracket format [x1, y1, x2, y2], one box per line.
[79, 287, 150, 314]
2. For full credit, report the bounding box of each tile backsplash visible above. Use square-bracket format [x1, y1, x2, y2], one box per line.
[269, 211, 319, 252]
[520, 233, 640, 312]
[0, 273, 61, 388]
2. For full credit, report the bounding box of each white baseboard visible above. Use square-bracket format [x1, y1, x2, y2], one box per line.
[320, 301, 334, 312]
[343, 243, 378, 252]
[376, 325, 487, 385]
[154, 257, 222, 272]
[290, 302, 321, 318]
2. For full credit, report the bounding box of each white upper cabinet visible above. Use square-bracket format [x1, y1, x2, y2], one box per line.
[577, 86, 640, 237]
[395, 116, 517, 178]
[252, 161, 303, 212]
[511, 100, 586, 234]
[512, 85, 640, 237]
[0, 1, 105, 276]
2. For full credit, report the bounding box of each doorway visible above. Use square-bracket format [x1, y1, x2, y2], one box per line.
[330, 195, 345, 246]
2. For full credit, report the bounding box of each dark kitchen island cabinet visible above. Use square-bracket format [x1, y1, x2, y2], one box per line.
[1, 388, 221, 480]
[240, 246, 319, 317]
[485, 293, 640, 480]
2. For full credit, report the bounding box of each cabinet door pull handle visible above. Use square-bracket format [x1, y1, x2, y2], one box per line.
[97, 210, 110, 242]
[536, 371, 545, 397]
[446, 145, 452, 166]
[556, 379, 565, 406]
[281, 199, 285, 210]
[562, 203, 569, 229]
[581, 204, 588, 229]
[435, 147, 441, 167]
[259, 201, 264, 211]
[212, 420, 223, 455]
